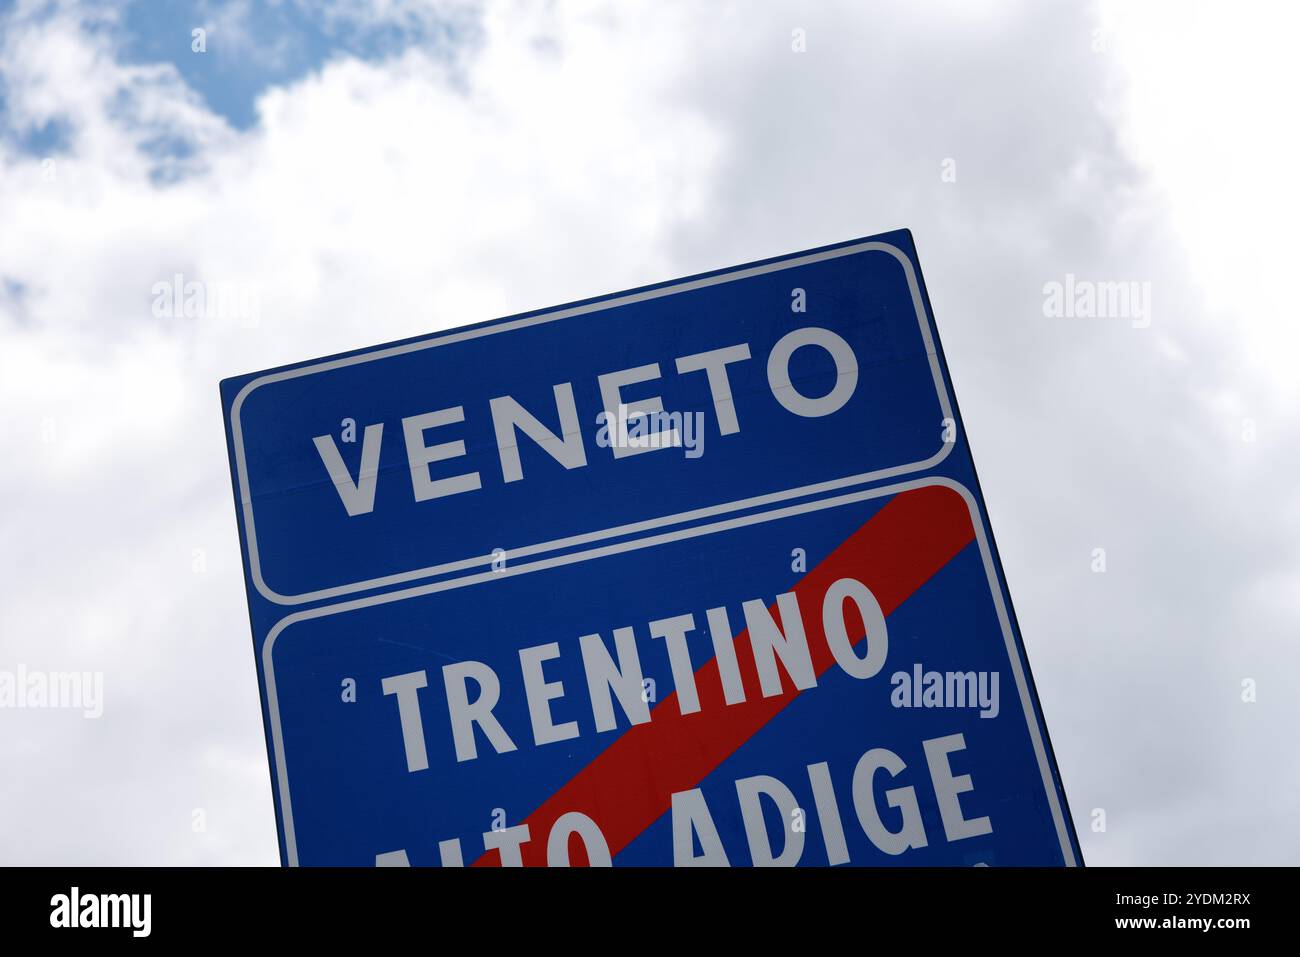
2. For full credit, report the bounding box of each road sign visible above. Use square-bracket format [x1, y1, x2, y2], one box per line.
[221, 230, 1081, 866]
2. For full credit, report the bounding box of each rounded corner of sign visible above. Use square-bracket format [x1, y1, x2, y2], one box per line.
[925, 438, 958, 472]
[231, 374, 270, 418]
[919, 474, 979, 513]
[862, 240, 918, 276]
[252, 566, 307, 608]
[262, 609, 314, 664]
[229, 372, 286, 448]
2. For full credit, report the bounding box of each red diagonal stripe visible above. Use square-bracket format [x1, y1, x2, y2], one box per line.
[473, 484, 975, 866]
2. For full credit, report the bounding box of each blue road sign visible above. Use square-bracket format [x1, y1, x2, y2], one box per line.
[221, 230, 1081, 867]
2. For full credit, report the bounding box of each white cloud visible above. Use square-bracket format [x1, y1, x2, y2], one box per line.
[0, 0, 1296, 864]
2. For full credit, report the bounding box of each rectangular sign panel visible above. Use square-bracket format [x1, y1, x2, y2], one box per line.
[222, 230, 1081, 866]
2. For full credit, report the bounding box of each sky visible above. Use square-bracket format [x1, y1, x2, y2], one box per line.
[1, 0, 1297, 866]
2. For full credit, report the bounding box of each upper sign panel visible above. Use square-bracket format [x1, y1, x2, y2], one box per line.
[223, 232, 952, 604]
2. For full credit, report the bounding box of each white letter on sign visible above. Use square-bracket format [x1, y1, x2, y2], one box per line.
[648, 613, 701, 715]
[743, 593, 817, 698]
[671, 788, 730, 867]
[675, 343, 752, 435]
[580, 628, 651, 732]
[381, 670, 429, 773]
[767, 327, 859, 417]
[923, 733, 993, 841]
[852, 748, 928, 855]
[402, 407, 482, 502]
[736, 774, 804, 866]
[597, 363, 680, 458]
[822, 577, 889, 679]
[443, 660, 517, 762]
[314, 423, 384, 516]
[520, 642, 581, 746]
[489, 383, 588, 483]
[547, 812, 613, 866]
[482, 824, 531, 866]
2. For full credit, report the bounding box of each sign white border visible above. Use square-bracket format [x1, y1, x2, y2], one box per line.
[231, 242, 955, 605]
[261, 476, 1077, 867]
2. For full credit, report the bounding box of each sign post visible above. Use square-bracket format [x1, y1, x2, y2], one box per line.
[221, 230, 1081, 866]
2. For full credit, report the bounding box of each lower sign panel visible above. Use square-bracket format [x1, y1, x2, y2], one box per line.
[264, 478, 1075, 866]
